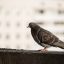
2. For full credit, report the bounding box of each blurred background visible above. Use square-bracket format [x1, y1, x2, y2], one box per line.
[0, 0, 64, 51]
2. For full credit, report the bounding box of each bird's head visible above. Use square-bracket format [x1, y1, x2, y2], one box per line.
[28, 22, 36, 28]
[27, 22, 40, 30]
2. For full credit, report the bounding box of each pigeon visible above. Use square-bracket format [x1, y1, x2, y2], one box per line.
[28, 22, 64, 51]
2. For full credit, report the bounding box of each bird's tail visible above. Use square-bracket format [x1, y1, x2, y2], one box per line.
[53, 40, 64, 49]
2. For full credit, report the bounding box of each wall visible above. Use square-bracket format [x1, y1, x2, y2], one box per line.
[0, 0, 64, 51]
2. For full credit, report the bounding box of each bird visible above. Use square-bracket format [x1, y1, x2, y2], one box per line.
[28, 22, 64, 51]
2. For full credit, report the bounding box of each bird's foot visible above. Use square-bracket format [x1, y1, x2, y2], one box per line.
[38, 48, 48, 53]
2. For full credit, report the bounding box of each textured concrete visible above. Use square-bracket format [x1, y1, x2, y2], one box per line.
[0, 48, 64, 64]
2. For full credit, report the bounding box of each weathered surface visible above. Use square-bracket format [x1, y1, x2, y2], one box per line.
[0, 48, 64, 64]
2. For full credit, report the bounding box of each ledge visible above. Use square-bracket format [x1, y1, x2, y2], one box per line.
[0, 48, 64, 64]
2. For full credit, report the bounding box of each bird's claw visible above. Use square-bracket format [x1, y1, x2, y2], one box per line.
[38, 49, 48, 53]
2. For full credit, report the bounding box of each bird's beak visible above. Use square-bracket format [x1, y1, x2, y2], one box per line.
[27, 25, 29, 28]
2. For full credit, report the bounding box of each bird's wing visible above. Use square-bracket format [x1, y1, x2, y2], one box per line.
[36, 28, 51, 47]
[37, 29, 58, 45]
[37, 29, 64, 49]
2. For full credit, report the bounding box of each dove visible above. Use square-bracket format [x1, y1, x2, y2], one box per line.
[28, 22, 64, 51]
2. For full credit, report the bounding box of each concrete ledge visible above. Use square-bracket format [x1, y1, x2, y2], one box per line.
[0, 48, 64, 64]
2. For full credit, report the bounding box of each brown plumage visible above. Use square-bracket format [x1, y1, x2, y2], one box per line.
[28, 22, 64, 50]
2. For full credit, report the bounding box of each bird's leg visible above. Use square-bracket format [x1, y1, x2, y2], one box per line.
[38, 47, 48, 53]
[43, 47, 48, 52]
